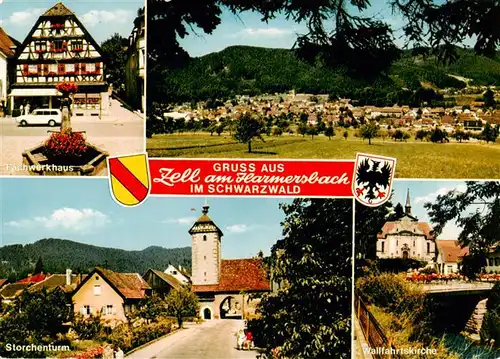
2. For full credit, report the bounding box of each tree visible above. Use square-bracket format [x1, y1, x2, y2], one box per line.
[253, 199, 352, 359]
[135, 295, 168, 323]
[101, 33, 127, 93]
[424, 181, 500, 277]
[216, 124, 224, 136]
[297, 123, 308, 137]
[34, 256, 44, 274]
[233, 113, 265, 152]
[355, 198, 393, 260]
[307, 125, 318, 140]
[415, 129, 428, 141]
[359, 122, 379, 145]
[429, 128, 448, 143]
[324, 125, 334, 140]
[165, 287, 199, 329]
[483, 89, 496, 107]
[482, 122, 497, 143]
[451, 129, 469, 143]
[343, 130, 349, 140]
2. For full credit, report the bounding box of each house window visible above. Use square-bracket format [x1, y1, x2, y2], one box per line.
[381, 241, 385, 253]
[106, 305, 113, 315]
[172, 270, 177, 275]
[52, 40, 65, 53]
[48, 63, 58, 75]
[94, 284, 101, 296]
[28, 65, 38, 74]
[86, 63, 96, 73]
[35, 41, 46, 52]
[396, 240, 398, 246]
[203, 235, 207, 241]
[486, 258, 490, 266]
[204, 272, 207, 277]
[427, 243, 431, 254]
[82, 305, 91, 315]
[204, 255, 207, 260]
[72, 40, 83, 51]
[95, 276, 99, 280]
[65, 63, 75, 73]
[496, 258, 500, 267]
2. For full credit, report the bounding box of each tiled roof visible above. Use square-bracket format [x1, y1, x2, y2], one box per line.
[193, 259, 270, 293]
[17, 273, 48, 284]
[43, 2, 74, 17]
[436, 240, 468, 263]
[149, 269, 183, 290]
[0, 27, 16, 57]
[0, 283, 31, 298]
[29, 274, 87, 293]
[96, 267, 151, 300]
[378, 220, 433, 240]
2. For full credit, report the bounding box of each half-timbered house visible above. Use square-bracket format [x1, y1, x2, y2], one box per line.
[9, 2, 109, 116]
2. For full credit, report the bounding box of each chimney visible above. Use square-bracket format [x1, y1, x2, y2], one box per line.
[66, 269, 72, 286]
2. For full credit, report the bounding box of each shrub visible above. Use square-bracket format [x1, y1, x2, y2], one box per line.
[131, 319, 174, 349]
[45, 129, 87, 159]
[108, 324, 133, 352]
[356, 273, 425, 315]
[72, 314, 104, 340]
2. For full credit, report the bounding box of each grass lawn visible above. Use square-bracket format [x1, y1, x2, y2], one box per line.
[146, 132, 500, 178]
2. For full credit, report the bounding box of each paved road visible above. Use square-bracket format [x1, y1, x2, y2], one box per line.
[0, 98, 145, 175]
[0, 121, 143, 137]
[127, 320, 258, 359]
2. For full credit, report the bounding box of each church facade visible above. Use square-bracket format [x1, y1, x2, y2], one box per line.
[376, 190, 437, 263]
[189, 205, 270, 320]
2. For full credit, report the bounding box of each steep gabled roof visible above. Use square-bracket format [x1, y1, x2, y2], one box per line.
[0, 27, 16, 57]
[146, 269, 183, 290]
[0, 283, 31, 299]
[193, 259, 270, 293]
[43, 2, 74, 17]
[73, 267, 151, 301]
[436, 240, 468, 263]
[17, 273, 48, 284]
[188, 206, 223, 237]
[0, 279, 8, 288]
[29, 274, 87, 293]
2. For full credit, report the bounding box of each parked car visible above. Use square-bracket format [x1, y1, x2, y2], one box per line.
[16, 109, 61, 127]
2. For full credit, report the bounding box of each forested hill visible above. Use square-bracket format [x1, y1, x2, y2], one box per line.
[0, 238, 191, 280]
[158, 45, 500, 102]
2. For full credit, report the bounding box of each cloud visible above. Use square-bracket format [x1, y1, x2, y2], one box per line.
[164, 217, 197, 225]
[3, 8, 44, 26]
[80, 9, 133, 28]
[5, 208, 109, 233]
[414, 184, 467, 204]
[226, 224, 250, 233]
[232, 28, 293, 38]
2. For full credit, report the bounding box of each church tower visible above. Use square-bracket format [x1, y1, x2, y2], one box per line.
[405, 189, 412, 215]
[189, 205, 223, 286]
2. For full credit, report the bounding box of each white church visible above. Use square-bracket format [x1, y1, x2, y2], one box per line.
[376, 190, 437, 262]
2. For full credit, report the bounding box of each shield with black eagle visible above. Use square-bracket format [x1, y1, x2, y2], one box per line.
[352, 153, 396, 207]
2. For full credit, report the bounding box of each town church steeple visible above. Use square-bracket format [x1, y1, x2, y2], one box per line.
[405, 189, 412, 215]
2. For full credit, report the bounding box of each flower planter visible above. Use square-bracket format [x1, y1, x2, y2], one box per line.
[22, 142, 108, 176]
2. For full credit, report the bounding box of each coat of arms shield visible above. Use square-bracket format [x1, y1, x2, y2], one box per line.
[352, 153, 396, 207]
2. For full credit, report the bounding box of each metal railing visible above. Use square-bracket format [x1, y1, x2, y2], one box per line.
[354, 292, 401, 359]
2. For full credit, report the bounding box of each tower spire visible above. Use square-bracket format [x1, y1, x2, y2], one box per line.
[405, 189, 412, 215]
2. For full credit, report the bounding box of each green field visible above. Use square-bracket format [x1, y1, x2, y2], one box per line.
[147, 132, 500, 178]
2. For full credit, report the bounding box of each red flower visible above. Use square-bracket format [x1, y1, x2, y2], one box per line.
[56, 81, 78, 94]
[45, 128, 87, 159]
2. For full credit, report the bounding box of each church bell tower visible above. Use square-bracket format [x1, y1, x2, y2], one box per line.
[188, 205, 223, 286]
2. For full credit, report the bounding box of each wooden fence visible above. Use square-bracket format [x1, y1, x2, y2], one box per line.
[354, 293, 401, 359]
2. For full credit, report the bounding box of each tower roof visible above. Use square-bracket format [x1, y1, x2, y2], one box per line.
[43, 2, 74, 17]
[405, 188, 412, 215]
[188, 205, 223, 236]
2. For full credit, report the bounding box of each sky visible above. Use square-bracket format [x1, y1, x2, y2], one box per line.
[177, 2, 408, 57]
[0, 0, 144, 44]
[391, 180, 471, 241]
[0, 178, 293, 259]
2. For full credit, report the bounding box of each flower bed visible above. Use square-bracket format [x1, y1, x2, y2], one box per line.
[74, 346, 104, 359]
[406, 272, 500, 283]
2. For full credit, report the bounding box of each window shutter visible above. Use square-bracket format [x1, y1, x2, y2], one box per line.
[101, 306, 106, 314]
[58, 63, 65, 75]
[113, 306, 117, 315]
[95, 62, 100, 74]
[81, 63, 86, 73]
[80, 306, 85, 315]
[23, 64, 28, 76]
[74, 63, 80, 74]
[37, 64, 41, 74]
[43, 64, 49, 75]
